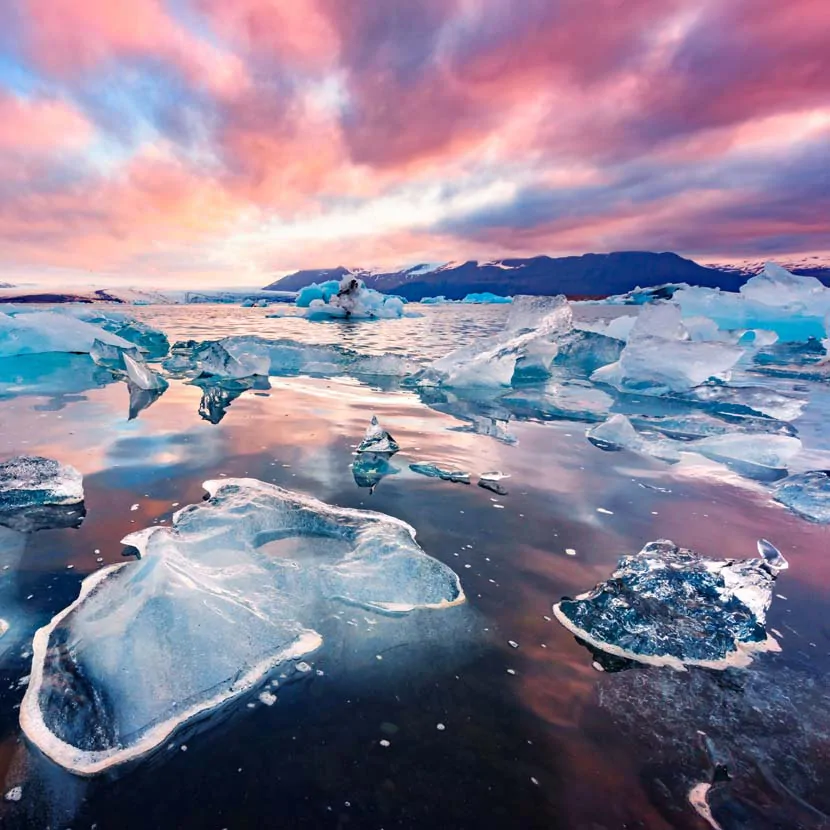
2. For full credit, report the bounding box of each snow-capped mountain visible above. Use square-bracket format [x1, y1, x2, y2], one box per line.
[263, 252, 745, 300]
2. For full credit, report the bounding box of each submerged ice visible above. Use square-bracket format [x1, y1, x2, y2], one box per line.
[21, 479, 464, 775]
[772, 471, 830, 523]
[554, 538, 787, 670]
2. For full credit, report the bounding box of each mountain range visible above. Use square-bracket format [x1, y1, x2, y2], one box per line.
[263, 251, 830, 300]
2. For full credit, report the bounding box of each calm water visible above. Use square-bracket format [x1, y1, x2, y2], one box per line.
[1, 305, 829, 829]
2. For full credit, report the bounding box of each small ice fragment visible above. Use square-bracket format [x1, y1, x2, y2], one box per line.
[4, 786, 23, 802]
[506, 668, 516, 675]
[757, 539, 788, 571]
[508, 640, 519, 648]
[357, 415, 400, 455]
[530, 777, 539, 786]
[130, 504, 139, 511]
[409, 462, 470, 484]
[379, 739, 390, 747]
[478, 471, 509, 495]
[596, 508, 614, 515]
[180, 745, 188, 752]
[565, 548, 576, 556]
[436, 723, 446, 731]
[258, 691, 277, 706]
[295, 661, 312, 673]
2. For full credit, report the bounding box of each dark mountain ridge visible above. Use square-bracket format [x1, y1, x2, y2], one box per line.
[263, 251, 776, 300]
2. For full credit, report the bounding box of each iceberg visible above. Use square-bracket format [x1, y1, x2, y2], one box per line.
[420, 296, 448, 305]
[591, 303, 745, 394]
[21, 479, 464, 775]
[554, 538, 787, 670]
[0, 457, 84, 532]
[410, 463, 470, 484]
[461, 293, 512, 304]
[357, 415, 400, 454]
[123, 353, 169, 392]
[772, 471, 830, 523]
[294, 276, 407, 320]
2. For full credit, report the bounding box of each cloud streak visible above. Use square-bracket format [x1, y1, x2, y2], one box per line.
[0, 0, 827, 286]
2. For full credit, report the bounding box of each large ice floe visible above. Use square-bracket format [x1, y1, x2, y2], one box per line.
[554, 538, 787, 670]
[269, 276, 412, 321]
[21, 479, 464, 775]
[0, 307, 169, 358]
[0, 456, 85, 533]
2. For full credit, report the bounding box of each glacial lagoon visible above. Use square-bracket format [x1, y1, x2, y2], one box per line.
[1, 286, 829, 829]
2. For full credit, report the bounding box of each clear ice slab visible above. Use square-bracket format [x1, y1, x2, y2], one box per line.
[0, 457, 84, 532]
[357, 415, 400, 454]
[772, 470, 830, 523]
[554, 538, 787, 670]
[21, 479, 464, 775]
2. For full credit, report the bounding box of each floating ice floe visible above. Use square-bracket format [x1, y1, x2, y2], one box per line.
[275, 276, 412, 321]
[419, 293, 512, 305]
[478, 471, 509, 495]
[89, 338, 143, 371]
[554, 538, 787, 670]
[772, 471, 830, 523]
[21, 479, 464, 775]
[0, 456, 84, 532]
[410, 463, 470, 484]
[357, 416, 400, 454]
[420, 295, 576, 387]
[587, 414, 801, 478]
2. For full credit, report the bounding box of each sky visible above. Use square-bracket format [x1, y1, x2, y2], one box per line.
[0, 0, 828, 288]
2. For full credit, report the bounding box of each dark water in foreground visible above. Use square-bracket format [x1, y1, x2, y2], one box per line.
[0, 305, 828, 829]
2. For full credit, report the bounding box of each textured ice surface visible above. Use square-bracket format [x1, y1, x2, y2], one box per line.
[554, 538, 786, 669]
[772, 471, 830, 523]
[461, 293, 512, 304]
[123, 353, 168, 392]
[740, 262, 830, 313]
[587, 414, 801, 476]
[357, 416, 400, 454]
[21, 479, 464, 775]
[410, 463, 470, 484]
[591, 304, 744, 394]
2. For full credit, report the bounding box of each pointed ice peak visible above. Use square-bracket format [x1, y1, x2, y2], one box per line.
[357, 415, 400, 455]
[123, 353, 169, 392]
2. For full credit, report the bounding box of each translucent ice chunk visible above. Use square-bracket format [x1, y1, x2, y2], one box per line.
[591, 304, 744, 394]
[123, 353, 169, 392]
[0, 311, 136, 357]
[424, 295, 574, 388]
[89, 339, 143, 371]
[554, 538, 786, 669]
[410, 463, 470, 484]
[197, 341, 269, 380]
[357, 416, 400, 454]
[772, 471, 830, 523]
[740, 262, 830, 313]
[21, 479, 464, 775]
[478, 471, 510, 495]
[587, 414, 801, 475]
